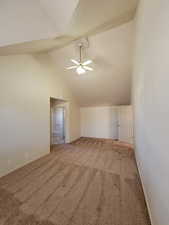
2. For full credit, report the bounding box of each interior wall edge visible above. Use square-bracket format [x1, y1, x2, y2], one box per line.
[135, 153, 155, 225]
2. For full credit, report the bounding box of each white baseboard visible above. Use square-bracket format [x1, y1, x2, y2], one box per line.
[135, 157, 154, 225]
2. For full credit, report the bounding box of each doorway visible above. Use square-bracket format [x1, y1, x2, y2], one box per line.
[50, 98, 67, 149]
[111, 107, 119, 140]
[111, 105, 133, 143]
[118, 105, 133, 144]
[51, 107, 65, 144]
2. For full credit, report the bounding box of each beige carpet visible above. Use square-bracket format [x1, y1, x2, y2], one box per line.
[0, 137, 151, 225]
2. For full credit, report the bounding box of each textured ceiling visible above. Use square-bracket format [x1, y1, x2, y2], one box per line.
[50, 22, 134, 106]
[0, 0, 138, 55]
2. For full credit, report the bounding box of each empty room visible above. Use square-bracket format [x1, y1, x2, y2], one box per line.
[0, 0, 169, 225]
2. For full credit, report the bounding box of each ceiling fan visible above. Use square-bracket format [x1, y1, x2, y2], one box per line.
[67, 43, 93, 75]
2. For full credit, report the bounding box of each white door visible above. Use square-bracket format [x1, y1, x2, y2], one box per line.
[51, 107, 65, 144]
[118, 106, 133, 144]
[111, 107, 118, 140]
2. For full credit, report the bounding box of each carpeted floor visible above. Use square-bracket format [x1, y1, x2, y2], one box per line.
[0, 137, 151, 225]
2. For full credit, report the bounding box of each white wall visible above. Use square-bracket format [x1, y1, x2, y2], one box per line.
[133, 0, 169, 225]
[80, 106, 118, 139]
[0, 54, 80, 177]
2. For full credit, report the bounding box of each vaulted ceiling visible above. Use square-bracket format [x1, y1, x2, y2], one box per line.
[50, 22, 134, 106]
[0, 0, 137, 106]
[0, 0, 137, 54]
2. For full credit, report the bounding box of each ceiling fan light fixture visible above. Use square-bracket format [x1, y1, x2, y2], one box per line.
[66, 39, 93, 74]
[76, 65, 86, 75]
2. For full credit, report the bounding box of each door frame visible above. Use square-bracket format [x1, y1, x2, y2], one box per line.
[50, 97, 70, 150]
[54, 106, 66, 144]
[118, 105, 133, 144]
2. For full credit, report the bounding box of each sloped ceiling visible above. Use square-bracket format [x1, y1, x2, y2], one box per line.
[50, 22, 134, 106]
[0, 0, 138, 55]
[0, 1, 136, 106]
[0, 0, 78, 47]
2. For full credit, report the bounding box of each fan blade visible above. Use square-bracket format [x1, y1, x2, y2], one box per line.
[67, 66, 77, 70]
[71, 59, 79, 65]
[82, 60, 92, 66]
[83, 66, 93, 71]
